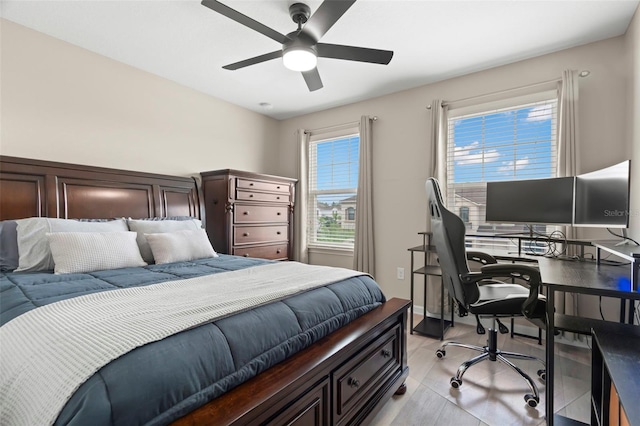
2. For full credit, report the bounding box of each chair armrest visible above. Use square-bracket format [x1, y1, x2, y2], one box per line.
[479, 263, 540, 283]
[466, 251, 498, 265]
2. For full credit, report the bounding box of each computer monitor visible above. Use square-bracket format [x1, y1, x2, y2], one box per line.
[574, 160, 630, 228]
[486, 177, 575, 225]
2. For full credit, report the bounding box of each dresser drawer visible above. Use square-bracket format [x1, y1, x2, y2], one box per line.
[237, 178, 290, 194]
[236, 189, 290, 203]
[233, 243, 289, 260]
[333, 324, 401, 421]
[234, 225, 288, 245]
[235, 204, 289, 224]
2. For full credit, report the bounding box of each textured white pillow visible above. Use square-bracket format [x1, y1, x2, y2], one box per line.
[127, 219, 203, 263]
[15, 218, 129, 272]
[145, 229, 218, 264]
[47, 231, 147, 274]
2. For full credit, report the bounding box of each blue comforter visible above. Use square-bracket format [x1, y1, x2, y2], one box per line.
[0, 255, 385, 425]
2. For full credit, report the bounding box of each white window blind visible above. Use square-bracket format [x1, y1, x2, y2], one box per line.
[308, 132, 360, 249]
[446, 96, 558, 243]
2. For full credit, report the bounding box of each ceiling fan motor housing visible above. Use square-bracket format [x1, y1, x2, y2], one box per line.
[283, 31, 316, 53]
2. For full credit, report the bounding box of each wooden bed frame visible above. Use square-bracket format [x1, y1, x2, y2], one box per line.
[0, 155, 409, 425]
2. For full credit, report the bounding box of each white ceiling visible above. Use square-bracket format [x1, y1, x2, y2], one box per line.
[1, 1, 638, 120]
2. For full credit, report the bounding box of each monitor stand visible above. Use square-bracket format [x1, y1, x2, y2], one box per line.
[614, 228, 633, 246]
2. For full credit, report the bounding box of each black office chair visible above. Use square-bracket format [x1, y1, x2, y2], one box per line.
[426, 178, 547, 408]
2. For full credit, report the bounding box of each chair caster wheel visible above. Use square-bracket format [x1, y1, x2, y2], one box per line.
[450, 377, 462, 389]
[496, 319, 509, 334]
[537, 369, 546, 381]
[436, 349, 446, 359]
[524, 394, 539, 408]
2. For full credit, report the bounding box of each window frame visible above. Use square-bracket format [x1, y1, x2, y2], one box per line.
[307, 128, 360, 251]
[444, 91, 559, 252]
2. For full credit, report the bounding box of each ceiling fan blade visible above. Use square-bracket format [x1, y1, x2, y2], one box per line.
[222, 50, 282, 70]
[303, 0, 356, 41]
[302, 68, 323, 92]
[317, 43, 393, 65]
[201, 0, 289, 44]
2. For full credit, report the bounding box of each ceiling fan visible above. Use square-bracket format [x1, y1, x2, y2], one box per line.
[201, 0, 394, 92]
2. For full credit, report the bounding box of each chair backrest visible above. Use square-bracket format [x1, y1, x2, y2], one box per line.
[426, 178, 480, 309]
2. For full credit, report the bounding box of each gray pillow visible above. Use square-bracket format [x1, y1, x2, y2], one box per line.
[15, 218, 129, 272]
[47, 231, 147, 274]
[145, 229, 217, 264]
[0, 220, 19, 272]
[127, 218, 203, 263]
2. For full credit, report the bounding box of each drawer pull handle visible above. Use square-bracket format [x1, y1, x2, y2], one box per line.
[277, 186, 281, 189]
[347, 377, 360, 388]
[277, 212, 281, 216]
[249, 194, 254, 198]
[243, 254, 249, 257]
[249, 183, 254, 186]
[276, 231, 281, 235]
[243, 211, 249, 215]
[381, 349, 392, 358]
[276, 249, 281, 254]
[243, 232, 249, 237]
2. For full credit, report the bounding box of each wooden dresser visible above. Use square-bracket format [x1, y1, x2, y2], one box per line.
[200, 169, 296, 260]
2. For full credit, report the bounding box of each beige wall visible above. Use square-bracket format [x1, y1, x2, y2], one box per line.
[627, 8, 640, 241]
[277, 36, 632, 303]
[1, 17, 637, 312]
[0, 19, 280, 177]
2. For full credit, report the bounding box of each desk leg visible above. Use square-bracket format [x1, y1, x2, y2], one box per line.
[440, 277, 445, 340]
[423, 272, 427, 325]
[630, 261, 639, 324]
[410, 252, 414, 334]
[546, 287, 555, 426]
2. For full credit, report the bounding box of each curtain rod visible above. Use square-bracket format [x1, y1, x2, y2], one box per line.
[305, 116, 378, 134]
[437, 78, 560, 109]
[426, 71, 590, 110]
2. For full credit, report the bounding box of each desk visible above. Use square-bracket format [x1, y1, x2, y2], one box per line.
[466, 233, 594, 258]
[594, 241, 640, 323]
[538, 257, 640, 426]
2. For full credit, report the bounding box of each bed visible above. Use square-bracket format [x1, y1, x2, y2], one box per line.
[0, 156, 409, 426]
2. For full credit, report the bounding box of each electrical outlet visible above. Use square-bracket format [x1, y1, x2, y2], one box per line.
[397, 267, 405, 280]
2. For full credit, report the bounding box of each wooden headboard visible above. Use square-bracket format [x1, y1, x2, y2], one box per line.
[0, 156, 202, 221]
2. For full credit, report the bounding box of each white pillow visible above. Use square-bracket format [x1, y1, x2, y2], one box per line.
[15, 218, 129, 272]
[145, 229, 218, 265]
[47, 231, 147, 274]
[127, 219, 203, 263]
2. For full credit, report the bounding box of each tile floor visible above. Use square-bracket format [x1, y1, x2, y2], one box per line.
[370, 317, 592, 426]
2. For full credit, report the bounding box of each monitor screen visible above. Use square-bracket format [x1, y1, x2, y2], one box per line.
[574, 160, 630, 228]
[486, 177, 575, 225]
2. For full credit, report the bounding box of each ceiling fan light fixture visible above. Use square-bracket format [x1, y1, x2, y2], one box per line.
[283, 46, 317, 72]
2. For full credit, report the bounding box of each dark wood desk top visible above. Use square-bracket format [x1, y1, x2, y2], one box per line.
[538, 257, 639, 299]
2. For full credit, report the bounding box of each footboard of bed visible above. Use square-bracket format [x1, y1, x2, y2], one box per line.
[173, 298, 410, 426]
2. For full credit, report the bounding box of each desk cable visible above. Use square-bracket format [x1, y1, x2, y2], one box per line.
[607, 228, 640, 246]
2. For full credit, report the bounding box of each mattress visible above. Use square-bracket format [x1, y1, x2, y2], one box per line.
[0, 255, 385, 425]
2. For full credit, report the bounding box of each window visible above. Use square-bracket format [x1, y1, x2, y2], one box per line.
[308, 132, 360, 249]
[346, 207, 355, 221]
[459, 207, 470, 224]
[445, 93, 558, 247]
